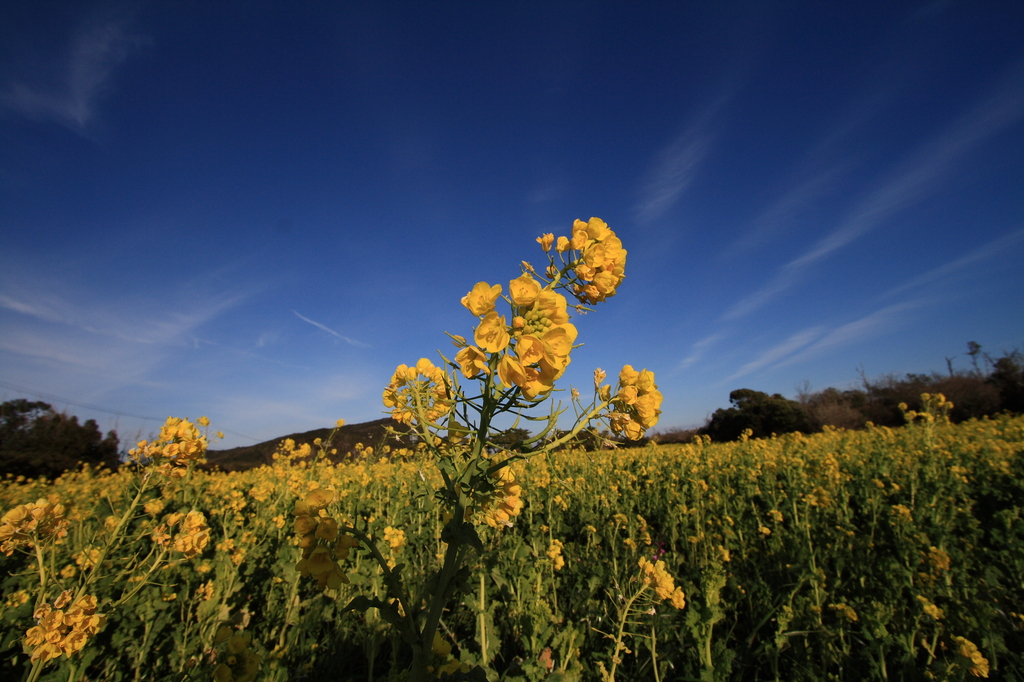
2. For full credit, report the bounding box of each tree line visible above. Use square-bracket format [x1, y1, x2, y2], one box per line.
[657, 342, 1024, 444]
[0, 399, 121, 479]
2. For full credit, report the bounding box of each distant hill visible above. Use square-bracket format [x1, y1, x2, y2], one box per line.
[204, 418, 414, 472]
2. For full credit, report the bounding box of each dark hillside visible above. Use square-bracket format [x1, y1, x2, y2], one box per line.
[205, 418, 414, 472]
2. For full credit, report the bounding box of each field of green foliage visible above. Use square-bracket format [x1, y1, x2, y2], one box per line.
[2, 409, 1022, 681]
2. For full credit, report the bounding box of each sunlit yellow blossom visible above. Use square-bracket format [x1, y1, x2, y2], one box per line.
[455, 345, 490, 378]
[383, 526, 406, 551]
[638, 557, 686, 609]
[608, 366, 661, 440]
[461, 281, 502, 316]
[0, 498, 70, 556]
[497, 354, 529, 390]
[547, 539, 565, 570]
[128, 416, 208, 477]
[475, 465, 524, 528]
[25, 594, 105, 662]
[509, 274, 541, 307]
[172, 511, 210, 558]
[383, 359, 451, 426]
[536, 233, 554, 251]
[474, 312, 511, 354]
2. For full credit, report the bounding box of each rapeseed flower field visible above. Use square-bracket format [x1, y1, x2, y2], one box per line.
[2, 413, 1021, 680]
[1, 219, 1021, 680]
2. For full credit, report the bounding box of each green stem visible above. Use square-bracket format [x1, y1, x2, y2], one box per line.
[606, 585, 645, 682]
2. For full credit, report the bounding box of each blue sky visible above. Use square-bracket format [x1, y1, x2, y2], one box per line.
[2, 1, 1022, 449]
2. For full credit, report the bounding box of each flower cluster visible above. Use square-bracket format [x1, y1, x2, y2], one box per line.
[172, 511, 211, 559]
[292, 488, 357, 589]
[952, 636, 989, 678]
[382, 359, 452, 426]
[24, 593, 105, 663]
[128, 417, 209, 478]
[557, 217, 627, 305]
[0, 498, 70, 556]
[212, 626, 261, 682]
[602, 365, 663, 440]
[547, 539, 565, 571]
[445, 217, 627, 404]
[473, 465, 524, 528]
[383, 526, 406, 569]
[637, 557, 686, 609]
[917, 595, 944, 620]
[898, 392, 954, 425]
[456, 279, 577, 401]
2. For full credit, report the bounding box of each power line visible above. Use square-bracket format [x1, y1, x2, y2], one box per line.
[0, 378, 164, 422]
[0, 378, 261, 442]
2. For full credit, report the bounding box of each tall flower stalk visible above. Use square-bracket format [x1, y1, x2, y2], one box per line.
[294, 217, 663, 679]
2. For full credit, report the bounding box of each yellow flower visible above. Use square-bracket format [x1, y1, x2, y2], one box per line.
[497, 354, 529, 390]
[917, 596, 944, 620]
[0, 499, 70, 555]
[455, 345, 490, 378]
[515, 334, 546, 366]
[474, 312, 511, 354]
[509, 274, 541, 307]
[547, 540, 565, 570]
[314, 517, 339, 541]
[383, 526, 406, 551]
[584, 216, 611, 241]
[565, 218, 627, 304]
[461, 281, 502, 316]
[382, 359, 451, 426]
[293, 515, 318, 536]
[432, 631, 452, 657]
[519, 368, 555, 400]
[619, 365, 640, 386]
[297, 546, 334, 577]
[476, 465, 524, 528]
[536, 233, 554, 251]
[608, 366, 661, 439]
[953, 636, 989, 677]
[228, 632, 251, 655]
[638, 557, 686, 609]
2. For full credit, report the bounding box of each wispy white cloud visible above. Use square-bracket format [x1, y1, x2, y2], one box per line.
[727, 327, 824, 381]
[725, 165, 844, 257]
[884, 227, 1024, 297]
[0, 18, 145, 131]
[723, 60, 1024, 320]
[190, 337, 309, 370]
[634, 97, 731, 224]
[1, 284, 249, 348]
[775, 301, 921, 371]
[292, 310, 371, 348]
[0, 264, 260, 400]
[678, 333, 726, 370]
